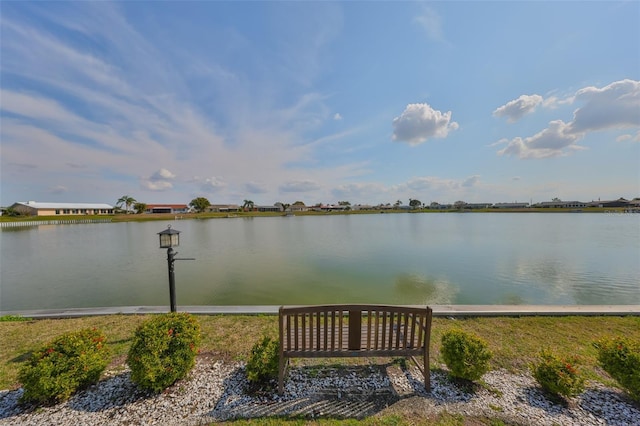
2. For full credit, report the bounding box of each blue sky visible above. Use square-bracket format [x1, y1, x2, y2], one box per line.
[1, 1, 639, 207]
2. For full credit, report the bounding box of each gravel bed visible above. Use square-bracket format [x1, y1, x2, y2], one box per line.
[0, 359, 638, 425]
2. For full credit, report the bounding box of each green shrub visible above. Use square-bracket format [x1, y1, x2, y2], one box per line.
[595, 336, 640, 401]
[127, 312, 201, 393]
[441, 329, 492, 381]
[532, 349, 585, 399]
[245, 336, 279, 386]
[18, 328, 110, 404]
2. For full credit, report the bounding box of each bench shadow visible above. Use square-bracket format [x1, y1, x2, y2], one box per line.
[208, 363, 414, 421]
[207, 361, 495, 421]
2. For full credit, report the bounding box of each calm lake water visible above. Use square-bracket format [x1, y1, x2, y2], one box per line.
[1, 213, 639, 311]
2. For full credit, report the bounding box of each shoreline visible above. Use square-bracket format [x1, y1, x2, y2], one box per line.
[3, 304, 639, 319]
[1, 206, 639, 226]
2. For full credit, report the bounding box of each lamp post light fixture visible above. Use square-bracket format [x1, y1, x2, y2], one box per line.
[158, 225, 194, 312]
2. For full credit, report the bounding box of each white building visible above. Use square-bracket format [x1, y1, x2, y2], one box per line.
[9, 201, 115, 216]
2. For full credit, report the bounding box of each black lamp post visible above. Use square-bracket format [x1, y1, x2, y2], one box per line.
[158, 225, 192, 312]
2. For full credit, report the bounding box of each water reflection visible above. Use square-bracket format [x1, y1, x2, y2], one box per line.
[393, 273, 457, 304]
[1, 213, 638, 310]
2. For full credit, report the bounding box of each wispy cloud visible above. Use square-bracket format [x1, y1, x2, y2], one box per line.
[0, 3, 364, 203]
[414, 6, 445, 42]
[1, 2, 636, 205]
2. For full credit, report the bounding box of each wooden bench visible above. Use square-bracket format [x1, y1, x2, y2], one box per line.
[278, 304, 432, 395]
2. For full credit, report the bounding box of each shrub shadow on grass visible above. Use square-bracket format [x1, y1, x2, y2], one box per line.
[520, 384, 593, 425]
[426, 368, 474, 403]
[0, 372, 154, 420]
[66, 371, 154, 412]
[9, 351, 32, 363]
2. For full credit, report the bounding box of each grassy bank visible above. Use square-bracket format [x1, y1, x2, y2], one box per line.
[0, 206, 634, 224]
[1, 314, 638, 392]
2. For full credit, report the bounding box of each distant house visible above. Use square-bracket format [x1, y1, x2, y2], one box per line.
[351, 204, 374, 211]
[465, 203, 493, 209]
[429, 202, 451, 210]
[493, 203, 530, 209]
[587, 198, 631, 208]
[377, 204, 395, 210]
[257, 205, 283, 212]
[9, 201, 114, 216]
[534, 200, 587, 208]
[145, 204, 190, 214]
[207, 204, 240, 213]
[288, 204, 308, 212]
[316, 204, 348, 212]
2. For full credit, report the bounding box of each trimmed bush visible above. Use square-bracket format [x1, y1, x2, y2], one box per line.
[245, 336, 279, 387]
[127, 312, 201, 393]
[532, 349, 585, 399]
[441, 329, 492, 381]
[595, 336, 640, 401]
[18, 328, 110, 404]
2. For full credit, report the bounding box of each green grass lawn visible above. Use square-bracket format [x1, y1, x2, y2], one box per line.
[1, 314, 638, 391]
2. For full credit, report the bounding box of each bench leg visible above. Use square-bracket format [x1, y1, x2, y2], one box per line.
[423, 351, 430, 392]
[278, 357, 287, 395]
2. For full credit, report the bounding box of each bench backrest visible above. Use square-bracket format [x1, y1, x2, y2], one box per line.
[279, 304, 432, 356]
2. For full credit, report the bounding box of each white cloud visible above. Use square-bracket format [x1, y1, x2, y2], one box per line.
[141, 180, 173, 191]
[140, 168, 176, 191]
[150, 168, 176, 181]
[568, 79, 640, 134]
[333, 113, 343, 121]
[201, 177, 227, 192]
[493, 94, 543, 122]
[494, 80, 640, 159]
[280, 180, 321, 192]
[392, 103, 459, 145]
[497, 120, 584, 159]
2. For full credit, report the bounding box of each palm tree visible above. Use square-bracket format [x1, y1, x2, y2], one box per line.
[116, 195, 136, 214]
[242, 199, 255, 211]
